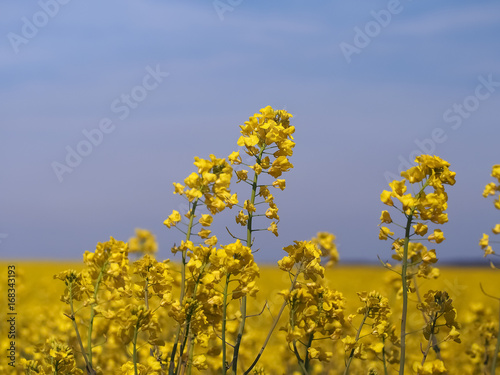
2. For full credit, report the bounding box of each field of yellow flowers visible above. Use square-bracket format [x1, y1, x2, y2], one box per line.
[2, 263, 500, 374]
[1, 106, 500, 375]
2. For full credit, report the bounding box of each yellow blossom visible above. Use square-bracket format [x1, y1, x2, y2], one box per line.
[268, 222, 278, 236]
[380, 190, 394, 206]
[173, 182, 185, 195]
[272, 179, 286, 190]
[244, 200, 256, 213]
[236, 170, 248, 181]
[380, 210, 392, 224]
[389, 179, 407, 196]
[236, 210, 249, 226]
[428, 229, 445, 244]
[228, 150, 242, 164]
[163, 210, 182, 228]
[413, 223, 428, 236]
[199, 214, 213, 227]
[479, 233, 489, 248]
[379, 227, 394, 240]
[198, 229, 211, 239]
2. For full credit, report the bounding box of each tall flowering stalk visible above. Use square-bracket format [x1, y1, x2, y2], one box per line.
[163, 154, 236, 374]
[228, 106, 295, 373]
[162, 106, 294, 374]
[379, 155, 456, 374]
[343, 291, 394, 375]
[55, 237, 130, 375]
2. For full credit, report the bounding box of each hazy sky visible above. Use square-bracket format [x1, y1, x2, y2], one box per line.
[1, 0, 500, 265]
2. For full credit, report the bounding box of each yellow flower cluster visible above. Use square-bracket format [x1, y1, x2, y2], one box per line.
[234, 106, 295, 237]
[392, 242, 440, 279]
[417, 290, 460, 343]
[165, 154, 236, 226]
[278, 232, 338, 278]
[379, 155, 456, 373]
[20, 339, 83, 375]
[83, 236, 130, 290]
[281, 281, 345, 358]
[312, 232, 339, 267]
[412, 359, 447, 375]
[211, 240, 259, 298]
[128, 229, 158, 255]
[132, 254, 173, 304]
[343, 291, 398, 372]
[279, 240, 325, 279]
[236, 106, 295, 162]
[381, 155, 456, 225]
[379, 155, 455, 274]
[276, 233, 348, 372]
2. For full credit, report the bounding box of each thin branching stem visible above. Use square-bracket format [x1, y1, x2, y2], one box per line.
[413, 275, 443, 361]
[222, 273, 231, 374]
[232, 144, 266, 374]
[88, 260, 108, 369]
[66, 281, 96, 375]
[399, 211, 414, 375]
[244, 271, 300, 374]
[421, 313, 438, 366]
[168, 198, 200, 375]
[344, 308, 369, 375]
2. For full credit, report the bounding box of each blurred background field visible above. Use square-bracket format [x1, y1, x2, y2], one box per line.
[2, 261, 500, 373]
[4, 262, 500, 318]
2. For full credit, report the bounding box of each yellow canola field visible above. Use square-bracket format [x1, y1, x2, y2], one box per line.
[1, 262, 500, 374]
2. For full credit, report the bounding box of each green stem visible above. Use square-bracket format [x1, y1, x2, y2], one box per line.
[232, 145, 266, 374]
[168, 322, 182, 373]
[222, 274, 231, 374]
[397, 179, 430, 374]
[344, 308, 369, 375]
[292, 340, 309, 375]
[67, 281, 96, 375]
[303, 332, 315, 373]
[175, 320, 192, 375]
[413, 276, 442, 361]
[168, 198, 199, 375]
[175, 261, 208, 375]
[88, 260, 108, 370]
[399, 211, 414, 375]
[186, 334, 194, 375]
[421, 313, 438, 366]
[180, 198, 199, 303]
[244, 271, 300, 374]
[304, 295, 323, 373]
[492, 299, 500, 374]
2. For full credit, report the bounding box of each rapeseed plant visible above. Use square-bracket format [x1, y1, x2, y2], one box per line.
[379, 155, 456, 374]
[13, 107, 500, 375]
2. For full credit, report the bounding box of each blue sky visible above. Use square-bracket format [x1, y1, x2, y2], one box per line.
[1, 0, 500, 264]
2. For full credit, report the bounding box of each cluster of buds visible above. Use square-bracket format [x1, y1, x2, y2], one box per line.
[379, 155, 456, 276]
